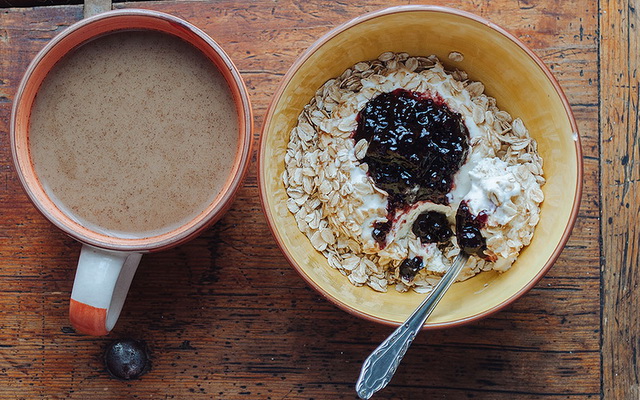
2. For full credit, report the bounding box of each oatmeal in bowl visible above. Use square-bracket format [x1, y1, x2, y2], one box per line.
[283, 52, 545, 294]
[259, 6, 581, 328]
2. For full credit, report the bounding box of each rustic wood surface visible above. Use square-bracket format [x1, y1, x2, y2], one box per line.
[0, 0, 624, 398]
[600, 0, 640, 399]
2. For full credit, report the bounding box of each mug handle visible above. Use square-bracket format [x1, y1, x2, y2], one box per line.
[69, 245, 142, 335]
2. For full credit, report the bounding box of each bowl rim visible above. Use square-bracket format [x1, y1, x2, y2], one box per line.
[258, 4, 583, 329]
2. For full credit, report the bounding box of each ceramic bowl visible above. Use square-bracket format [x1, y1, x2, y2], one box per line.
[258, 5, 582, 328]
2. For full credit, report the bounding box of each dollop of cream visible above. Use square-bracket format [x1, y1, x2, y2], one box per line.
[454, 156, 522, 226]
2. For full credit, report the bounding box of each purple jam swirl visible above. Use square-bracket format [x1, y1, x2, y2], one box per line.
[455, 200, 492, 260]
[354, 88, 470, 246]
[412, 211, 453, 244]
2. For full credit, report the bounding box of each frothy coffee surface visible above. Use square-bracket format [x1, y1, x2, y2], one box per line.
[29, 31, 239, 238]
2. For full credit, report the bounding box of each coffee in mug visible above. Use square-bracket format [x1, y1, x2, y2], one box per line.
[29, 30, 238, 238]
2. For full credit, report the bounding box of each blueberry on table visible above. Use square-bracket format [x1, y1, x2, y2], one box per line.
[104, 338, 150, 380]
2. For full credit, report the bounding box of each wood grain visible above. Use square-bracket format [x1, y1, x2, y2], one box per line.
[0, 0, 601, 398]
[600, 0, 640, 399]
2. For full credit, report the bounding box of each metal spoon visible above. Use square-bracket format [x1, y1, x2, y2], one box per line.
[355, 252, 469, 399]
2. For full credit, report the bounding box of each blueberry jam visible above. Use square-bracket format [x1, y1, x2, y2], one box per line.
[354, 88, 469, 245]
[412, 211, 453, 244]
[455, 200, 493, 260]
[371, 220, 392, 244]
[399, 256, 424, 281]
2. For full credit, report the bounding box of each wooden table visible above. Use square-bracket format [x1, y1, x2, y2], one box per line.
[0, 0, 636, 398]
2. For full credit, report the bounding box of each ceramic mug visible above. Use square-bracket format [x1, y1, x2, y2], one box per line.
[10, 9, 252, 335]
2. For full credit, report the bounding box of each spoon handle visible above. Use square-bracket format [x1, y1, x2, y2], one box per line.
[355, 252, 469, 399]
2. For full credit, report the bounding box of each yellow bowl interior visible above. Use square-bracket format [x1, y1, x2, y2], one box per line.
[260, 7, 580, 326]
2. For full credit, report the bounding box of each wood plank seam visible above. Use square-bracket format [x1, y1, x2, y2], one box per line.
[600, 0, 640, 398]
